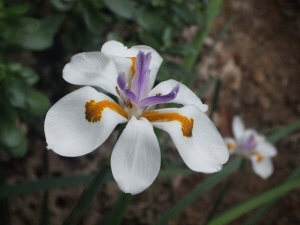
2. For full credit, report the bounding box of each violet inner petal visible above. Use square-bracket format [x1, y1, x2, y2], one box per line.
[131, 51, 152, 101]
[139, 84, 180, 108]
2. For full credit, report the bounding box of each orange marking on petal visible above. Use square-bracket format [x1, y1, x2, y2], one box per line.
[85, 100, 127, 123]
[142, 110, 194, 137]
[227, 143, 236, 151]
[127, 57, 136, 77]
[254, 152, 264, 162]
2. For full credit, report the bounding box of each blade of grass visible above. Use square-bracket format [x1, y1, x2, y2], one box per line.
[206, 178, 300, 225]
[183, 0, 223, 71]
[198, 77, 219, 99]
[267, 119, 300, 144]
[0, 168, 193, 199]
[153, 157, 244, 225]
[209, 78, 221, 119]
[62, 163, 111, 225]
[101, 192, 132, 225]
[244, 165, 300, 225]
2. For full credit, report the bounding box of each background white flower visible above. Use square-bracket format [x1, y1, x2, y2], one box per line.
[45, 41, 229, 194]
[224, 116, 277, 179]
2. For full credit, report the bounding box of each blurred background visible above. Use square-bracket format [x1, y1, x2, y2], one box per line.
[0, 0, 299, 224]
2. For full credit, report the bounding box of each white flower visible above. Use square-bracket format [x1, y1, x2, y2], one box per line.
[45, 41, 229, 194]
[224, 116, 277, 179]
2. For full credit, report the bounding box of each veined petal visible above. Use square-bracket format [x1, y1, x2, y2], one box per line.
[101, 41, 163, 89]
[63, 52, 119, 96]
[143, 105, 229, 173]
[148, 79, 208, 112]
[250, 157, 274, 179]
[232, 116, 246, 141]
[45, 87, 127, 157]
[224, 137, 237, 154]
[256, 142, 277, 157]
[111, 117, 160, 195]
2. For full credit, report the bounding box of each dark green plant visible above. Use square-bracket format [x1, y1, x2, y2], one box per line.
[0, 62, 50, 157]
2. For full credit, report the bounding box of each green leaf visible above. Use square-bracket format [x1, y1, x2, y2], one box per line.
[50, 0, 74, 11]
[101, 192, 132, 225]
[21, 15, 64, 50]
[153, 157, 244, 225]
[25, 89, 50, 117]
[164, 44, 198, 56]
[78, 1, 102, 35]
[0, 168, 193, 199]
[138, 32, 161, 51]
[183, 0, 223, 70]
[244, 165, 300, 225]
[6, 80, 28, 108]
[206, 179, 300, 225]
[0, 105, 27, 157]
[102, 0, 136, 19]
[7, 63, 39, 85]
[135, 7, 162, 31]
[62, 164, 111, 225]
[267, 119, 300, 144]
[4, 4, 29, 17]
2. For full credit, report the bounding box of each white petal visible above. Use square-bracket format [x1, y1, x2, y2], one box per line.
[45, 87, 127, 157]
[232, 116, 245, 140]
[250, 157, 274, 179]
[111, 117, 160, 195]
[256, 142, 277, 157]
[224, 137, 237, 154]
[63, 52, 119, 96]
[147, 105, 229, 173]
[101, 40, 163, 89]
[148, 79, 208, 112]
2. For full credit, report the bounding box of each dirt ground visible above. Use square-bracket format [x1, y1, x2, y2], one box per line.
[2, 0, 300, 224]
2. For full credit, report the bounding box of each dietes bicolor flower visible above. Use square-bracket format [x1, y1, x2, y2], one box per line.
[224, 116, 277, 179]
[45, 41, 229, 194]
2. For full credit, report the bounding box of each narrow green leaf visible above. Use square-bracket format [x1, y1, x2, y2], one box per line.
[206, 179, 300, 225]
[78, 1, 102, 35]
[135, 7, 161, 31]
[183, 0, 222, 70]
[244, 165, 300, 225]
[198, 77, 219, 99]
[153, 157, 244, 225]
[102, 0, 136, 19]
[0, 168, 193, 199]
[102, 192, 132, 225]
[267, 119, 300, 144]
[62, 163, 111, 225]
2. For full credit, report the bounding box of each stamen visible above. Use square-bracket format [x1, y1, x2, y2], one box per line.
[85, 100, 128, 122]
[127, 57, 136, 77]
[142, 110, 194, 137]
[227, 143, 236, 150]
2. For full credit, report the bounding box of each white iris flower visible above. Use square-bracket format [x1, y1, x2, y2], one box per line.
[224, 116, 277, 179]
[45, 41, 229, 194]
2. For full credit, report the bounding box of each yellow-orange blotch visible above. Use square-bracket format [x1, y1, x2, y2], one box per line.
[227, 143, 236, 151]
[142, 110, 194, 137]
[85, 100, 128, 123]
[254, 152, 264, 162]
[127, 57, 136, 77]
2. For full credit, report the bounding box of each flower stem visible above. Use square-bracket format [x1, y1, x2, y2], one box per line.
[62, 163, 111, 225]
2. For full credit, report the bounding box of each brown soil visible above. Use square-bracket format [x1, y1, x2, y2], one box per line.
[2, 0, 300, 225]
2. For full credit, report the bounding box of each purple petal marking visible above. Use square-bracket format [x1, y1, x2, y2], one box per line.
[243, 133, 256, 150]
[117, 72, 127, 90]
[124, 89, 137, 103]
[139, 83, 180, 108]
[131, 51, 152, 102]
